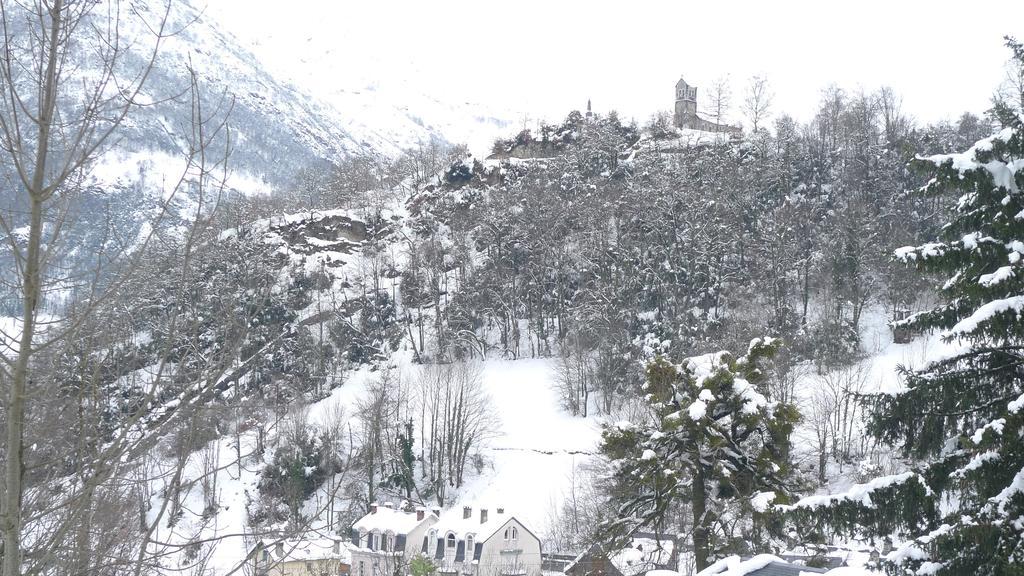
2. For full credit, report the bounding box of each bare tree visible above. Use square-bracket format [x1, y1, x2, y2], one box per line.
[416, 362, 497, 505]
[0, 2, 261, 574]
[994, 37, 1024, 117]
[353, 367, 416, 508]
[807, 386, 837, 485]
[555, 332, 593, 417]
[742, 74, 774, 133]
[814, 364, 870, 475]
[703, 75, 733, 127]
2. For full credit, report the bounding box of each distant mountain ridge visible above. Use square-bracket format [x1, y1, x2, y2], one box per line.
[96, 0, 516, 193]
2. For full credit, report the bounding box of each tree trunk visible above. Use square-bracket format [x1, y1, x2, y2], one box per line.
[3, 0, 63, 560]
[692, 466, 711, 572]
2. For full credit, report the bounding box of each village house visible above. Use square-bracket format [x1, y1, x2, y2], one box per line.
[251, 537, 352, 576]
[564, 532, 676, 576]
[696, 556, 831, 576]
[425, 505, 542, 576]
[349, 503, 440, 576]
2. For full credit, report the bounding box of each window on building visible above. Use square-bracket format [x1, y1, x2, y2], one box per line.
[511, 527, 518, 540]
[503, 528, 509, 540]
[359, 561, 365, 576]
[466, 535, 474, 558]
[447, 534, 457, 549]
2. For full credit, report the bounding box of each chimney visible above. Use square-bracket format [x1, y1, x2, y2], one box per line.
[431, 507, 441, 518]
[463, 506, 472, 520]
[383, 502, 394, 510]
[496, 507, 504, 515]
[416, 507, 426, 522]
[275, 542, 284, 558]
[480, 509, 488, 524]
[334, 540, 341, 554]
[370, 503, 379, 514]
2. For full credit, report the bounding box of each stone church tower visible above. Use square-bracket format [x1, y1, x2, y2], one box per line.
[672, 75, 741, 135]
[673, 77, 697, 126]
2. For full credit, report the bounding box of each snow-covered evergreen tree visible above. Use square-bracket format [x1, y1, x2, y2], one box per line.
[785, 38, 1024, 576]
[600, 338, 798, 572]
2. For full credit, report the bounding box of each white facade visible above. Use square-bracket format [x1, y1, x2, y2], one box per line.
[349, 504, 438, 576]
[424, 507, 542, 576]
[252, 537, 352, 576]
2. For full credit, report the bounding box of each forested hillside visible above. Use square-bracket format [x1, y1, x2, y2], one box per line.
[1, 1, 1023, 575]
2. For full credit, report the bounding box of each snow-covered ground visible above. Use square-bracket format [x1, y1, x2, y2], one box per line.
[789, 305, 960, 490]
[162, 354, 598, 574]
[148, 295, 957, 574]
[446, 358, 600, 531]
[854, 306, 964, 396]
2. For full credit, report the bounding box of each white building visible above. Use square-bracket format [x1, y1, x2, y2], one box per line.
[423, 505, 542, 576]
[251, 537, 352, 576]
[349, 503, 439, 576]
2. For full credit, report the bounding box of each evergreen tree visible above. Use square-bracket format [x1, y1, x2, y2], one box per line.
[786, 38, 1024, 576]
[599, 338, 798, 571]
[384, 420, 417, 499]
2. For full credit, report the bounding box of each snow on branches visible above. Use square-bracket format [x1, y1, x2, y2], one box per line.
[600, 337, 797, 571]
[788, 45, 1024, 573]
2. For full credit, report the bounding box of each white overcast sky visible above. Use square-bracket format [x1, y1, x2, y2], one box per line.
[208, 0, 1023, 128]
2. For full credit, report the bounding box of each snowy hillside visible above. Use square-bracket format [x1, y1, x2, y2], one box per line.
[5, 6, 1022, 572]
[169, 301, 961, 575]
[97, 0, 516, 190]
[153, 355, 599, 574]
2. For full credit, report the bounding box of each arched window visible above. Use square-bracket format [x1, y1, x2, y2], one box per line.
[466, 534, 474, 556]
[447, 533, 457, 549]
[511, 527, 518, 540]
[503, 528, 509, 540]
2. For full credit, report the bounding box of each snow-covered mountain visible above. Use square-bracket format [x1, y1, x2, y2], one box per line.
[0, 0, 518, 305]
[103, 0, 515, 191]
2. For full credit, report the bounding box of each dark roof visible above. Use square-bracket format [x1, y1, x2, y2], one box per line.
[748, 561, 827, 576]
[778, 555, 844, 569]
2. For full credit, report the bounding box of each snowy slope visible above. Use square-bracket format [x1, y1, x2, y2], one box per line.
[14, 0, 519, 200]
[135, 292, 951, 575]
[172, 356, 598, 575]
[446, 358, 600, 531]
[202, 2, 521, 159]
[0, 0, 520, 298]
[790, 305, 964, 494]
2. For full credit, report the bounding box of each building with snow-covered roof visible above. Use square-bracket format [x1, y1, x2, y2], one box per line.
[349, 503, 439, 576]
[250, 537, 352, 576]
[564, 532, 677, 576]
[424, 505, 542, 576]
[694, 554, 830, 576]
